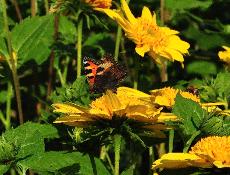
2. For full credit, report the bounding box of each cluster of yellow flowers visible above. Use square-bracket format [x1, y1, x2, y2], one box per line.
[52, 0, 230, 172]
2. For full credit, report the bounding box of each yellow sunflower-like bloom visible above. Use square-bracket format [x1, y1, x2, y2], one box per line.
[84, 0, 112, 9]
[152, 136, 230, 169]
[150, 87, 200, 108]
[218, 46, 230, 65]
[53, 87, 169, 129]
[96, 0, 190, 66]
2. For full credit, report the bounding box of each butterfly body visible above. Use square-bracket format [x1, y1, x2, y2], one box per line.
[83, 55, 127, 93]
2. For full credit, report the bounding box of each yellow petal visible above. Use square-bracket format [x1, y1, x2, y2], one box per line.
[141, 6, 152, 20]
[52, 103, 85, 114]
[213, 161, 230, 168]
[121, 0, 136, 24]
[135, 45, 150, 57]
[152, 153, 211, 169]
[117, 87, 150, 98]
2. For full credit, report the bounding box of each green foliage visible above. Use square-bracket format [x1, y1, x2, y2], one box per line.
[165, 0, 212, 16]
[50, 76, 91, 106]
[186, 61, 217, 76]
[12, 15, 55, 65]
[172, 94, 205, 140]
[199, 72, 230, 103]
[172, 94, 230, 144]
[0, 122, 110, 174]
[19, 151, 111, 175]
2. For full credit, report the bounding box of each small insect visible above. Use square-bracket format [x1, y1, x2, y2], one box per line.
[83, 54, 127, 93]
[186, 86, 199, 96]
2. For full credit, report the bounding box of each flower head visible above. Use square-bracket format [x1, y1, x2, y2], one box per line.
[84, 0, 112, 9]
[97, 0, 190, 66]
[150, 87, 200, 108]
[218, 46, 230, 65]
[152, 136, 230, 169]
[53, 87, 166, 127]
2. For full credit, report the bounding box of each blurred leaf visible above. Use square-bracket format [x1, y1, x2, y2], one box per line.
[83, 33, 110, 46]
[172, 94, 206, 139]
[184, 26, 227, 50]
[121, 165, 135, 175]
[58, 15, 77, 43]
[186, 61, 217, 76]
[11, 15, 54, 65]
[0, 165, 10, 175]
[165, 0, 212, 15]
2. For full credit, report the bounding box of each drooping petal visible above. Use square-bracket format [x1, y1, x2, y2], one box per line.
[135, 45, 150, 57]
[152, 153, 211, 169]
[121, 0, 136, 24]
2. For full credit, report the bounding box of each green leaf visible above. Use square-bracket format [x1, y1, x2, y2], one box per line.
[11, 15, 54, 65]
[0, 37, 9, 59]
[1, 122, 59, 160]
[213, 72, 230, 98]
[0, 165, 10, 175]
[172, 94, 206, 139]
[19, 151, 111, 175]
[58, 15, 77, 43]
[165, 0, 212, 15]
[50, 76, 91, 106]
[184, 26, 227, 50]
[3, 122, 59, 140]
[186, 61, 217, 76]
[121, 165, 135, 175]
[201, 114, 230, 136]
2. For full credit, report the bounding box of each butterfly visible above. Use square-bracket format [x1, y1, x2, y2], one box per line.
[83, 54, 127, 93]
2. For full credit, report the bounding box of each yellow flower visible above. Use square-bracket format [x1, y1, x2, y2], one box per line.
[218, 46, 230, 65]
[84, 0, 112, 9]
[96, 0, 190, 66]
[150, 87, 200, 108]
[152, 136, 230, 169]
[53, 87, 166, 128]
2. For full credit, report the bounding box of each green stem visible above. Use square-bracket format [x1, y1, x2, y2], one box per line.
[183, 130, 201, 153]
[105, 151, 115, 174]
[114, 134, 121, 175]
[133, 79, 138, 89]
[148, 146, 154, 175]
[114, 26, 122, 61]
[57, 69, 65, 87]
[2, 0, 24, 124]
[0, 110, 7, 127]
[62, 56, 70, 85]
[31, 0, 37, 16]
[44, 0, 49, 14]
[77, 19, 83, 78]
[5, 82, 13, 129]
[160, 61, 168, 82]
[168, 129, 174, 153]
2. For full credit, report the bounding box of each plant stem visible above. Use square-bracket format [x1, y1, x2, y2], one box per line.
[11, 0, 22, 21]
[183, 130, 201, 153]
[31, 0, 37, 16]
[77, 19, 83, 78]
[168, 129, 174, 153]
[5, 82, 13, 129]
[2, 0, 24, 124]
[44, 0, 49, 14]
[46, 15, 59, 99]
[62, 56, 70, 85]
[114, 26, 122, 61]
[160, 61, 168, 82]
[105, 150, 115, 174]
[114, 134, 121, 175]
